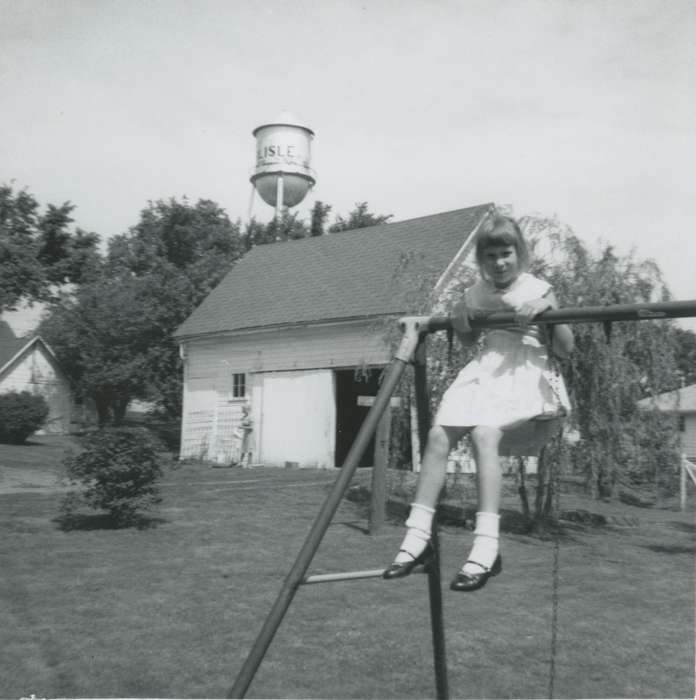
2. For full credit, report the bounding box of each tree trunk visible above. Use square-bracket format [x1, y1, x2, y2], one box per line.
[95, 396, 111, 426]
[112, 397, 129, 425]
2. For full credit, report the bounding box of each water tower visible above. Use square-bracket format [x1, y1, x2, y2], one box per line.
[250, 112, 315, 219]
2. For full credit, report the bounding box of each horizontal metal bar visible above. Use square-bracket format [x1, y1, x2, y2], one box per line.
[425, 299, 696, 334]
[302, 569, 386, 584]
[302, 566, 429, 585]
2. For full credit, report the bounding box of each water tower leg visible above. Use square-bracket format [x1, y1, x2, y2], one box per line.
[275, 174, 284, 220]
[247, 184, 256, 221]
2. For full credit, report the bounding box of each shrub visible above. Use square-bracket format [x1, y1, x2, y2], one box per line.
[0, 390, 50, 443]
[61, 427, 164, 526]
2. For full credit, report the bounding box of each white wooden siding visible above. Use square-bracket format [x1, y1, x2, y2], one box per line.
[681, 414, 696, 460]
[179, 321, 391, 463]
[185, 321, 390, 380]
[0, 342, 72, 433]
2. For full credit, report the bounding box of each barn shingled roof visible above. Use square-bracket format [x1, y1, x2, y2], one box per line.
[174, 204, 492, 339]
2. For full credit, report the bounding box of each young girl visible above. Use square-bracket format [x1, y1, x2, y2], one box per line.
[383, 213, 574, 591]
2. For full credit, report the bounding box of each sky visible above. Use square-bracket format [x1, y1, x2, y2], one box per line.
[2, 0, 695, 332]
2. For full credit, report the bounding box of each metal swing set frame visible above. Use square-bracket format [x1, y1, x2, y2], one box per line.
[228, 299, 696, 700]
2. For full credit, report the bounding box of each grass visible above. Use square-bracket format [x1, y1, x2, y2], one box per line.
[1, 436, 695, 699]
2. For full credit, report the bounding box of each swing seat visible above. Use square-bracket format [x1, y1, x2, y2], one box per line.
[498, 415, 564, 457]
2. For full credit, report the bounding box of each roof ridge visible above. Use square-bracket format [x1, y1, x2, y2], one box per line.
[242, 203, 494, 250]
[388, 202, 494, 226]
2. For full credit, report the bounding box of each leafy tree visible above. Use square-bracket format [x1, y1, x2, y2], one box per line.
[108, 197, 242, 287]
[0, 184, 44, 309]
[242, 210, 310, 249]
[242, 200, 389, 248]
[40, 276, 156, 424]
[522, 217, 682, 507]
[37, 203, 73, 273]
[42, 197, 243, 423]
[309, 200, 332, 237]
[37, 203, 102, 286]
[109, 197, 244, 418]
[328, 201, 392, 232]
[0, 183, 102, 310]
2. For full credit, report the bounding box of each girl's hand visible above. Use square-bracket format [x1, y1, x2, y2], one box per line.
[514, 297, 553, 326]
[451, 299, 473, 333]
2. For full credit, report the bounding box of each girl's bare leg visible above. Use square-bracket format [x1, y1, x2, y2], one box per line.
[461, 425, 503, 574]
[413, 425, 464, 507]
[471, 425, 503, 513]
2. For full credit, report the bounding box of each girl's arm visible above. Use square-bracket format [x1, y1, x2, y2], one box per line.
[451, 298, 480, 347]
[515, 291, 574, 357]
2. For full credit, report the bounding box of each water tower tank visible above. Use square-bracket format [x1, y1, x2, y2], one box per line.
[250, 112, 315, 209]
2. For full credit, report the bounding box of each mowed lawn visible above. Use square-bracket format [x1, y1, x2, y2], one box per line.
[1, 437, 695, 699]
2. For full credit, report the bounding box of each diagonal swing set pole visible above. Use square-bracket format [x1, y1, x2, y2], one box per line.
[228, 319, 428, 699]
[228, 298, 696, 699]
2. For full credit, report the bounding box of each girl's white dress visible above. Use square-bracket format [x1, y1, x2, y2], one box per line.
[435, 272, 570, 432]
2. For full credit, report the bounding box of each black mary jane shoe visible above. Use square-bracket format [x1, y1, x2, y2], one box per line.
[382, 543, 434, 580]
[449, 554, 502, 592]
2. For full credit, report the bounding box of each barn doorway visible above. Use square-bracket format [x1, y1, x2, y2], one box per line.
[334, 368, 381, 467]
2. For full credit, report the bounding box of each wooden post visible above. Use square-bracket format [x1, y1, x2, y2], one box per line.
[359, 395, 400, 535]
[370, 408, 391, 533]
[680, 454, 687, 512]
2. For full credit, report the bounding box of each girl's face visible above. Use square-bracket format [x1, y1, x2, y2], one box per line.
[481, 244, 519, 288]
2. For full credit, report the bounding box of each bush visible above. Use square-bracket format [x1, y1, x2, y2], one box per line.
[61, 427, 164, 526]
[0, 390, 50, 443]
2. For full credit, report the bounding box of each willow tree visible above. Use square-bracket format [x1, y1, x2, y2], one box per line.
[523, 216, 682, 507]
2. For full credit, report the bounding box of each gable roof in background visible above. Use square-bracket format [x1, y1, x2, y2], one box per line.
[0, 335, 37, 376]
[175, 204, 492, 339]
[0, 335, 60, 378]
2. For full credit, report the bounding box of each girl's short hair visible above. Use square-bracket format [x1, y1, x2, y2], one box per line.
[474, 213, 530, 272]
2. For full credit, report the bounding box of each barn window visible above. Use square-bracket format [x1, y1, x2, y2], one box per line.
[678, 415, 686, 432]
[232, 373, 246, 398]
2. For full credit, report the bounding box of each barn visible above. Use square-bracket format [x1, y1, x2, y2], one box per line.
[0, 321, 74, 434]
[174, 204, 493, 467]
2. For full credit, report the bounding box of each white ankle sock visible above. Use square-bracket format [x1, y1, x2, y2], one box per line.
[394, 503, 434, 564]
[462, 511, 499, 574]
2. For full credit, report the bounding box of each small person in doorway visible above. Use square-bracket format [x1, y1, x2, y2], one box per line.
[383, 212, 574, 591]
[238, 402, 254, 468]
